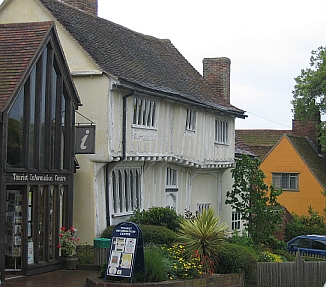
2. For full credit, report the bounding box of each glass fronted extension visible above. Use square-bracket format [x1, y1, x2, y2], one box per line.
[0, 26, 80, 279]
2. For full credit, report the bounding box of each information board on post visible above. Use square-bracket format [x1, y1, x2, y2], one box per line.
[106, 222, 144, 280]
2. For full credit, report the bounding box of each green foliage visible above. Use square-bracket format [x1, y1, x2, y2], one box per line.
[214, 243, 257, 287]
[226, 154, 283, 245]
[177, 207, 228, 274]
[285, 207, 326, 241]
[101, 224, 178, 246]
[274, 249, 295, 262]
[128, 207, 183, 231]
[163, 243, 202, 280]
[291, 46, 326, 150]
[142, 245, 167, 282]
[257, 251, 282, 262]
[76, 244, 94, 264]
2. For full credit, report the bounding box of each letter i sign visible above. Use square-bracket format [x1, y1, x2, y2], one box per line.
[75, 125, 95, 154]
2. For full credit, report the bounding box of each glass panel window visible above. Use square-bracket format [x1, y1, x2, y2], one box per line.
[232, 211, 241, 230]
[166, 168, 177, 188]
[215, 118, 228, 144]
[133, 96, 156, 128]
[272, 173, 299, 190]
[112, 167, 142, 214]
[7, 88, 25, 168]
[197, 203, 211, 214]
[185, 109, 196, 131]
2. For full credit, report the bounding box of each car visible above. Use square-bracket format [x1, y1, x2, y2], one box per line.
[287, 235, 326, 257]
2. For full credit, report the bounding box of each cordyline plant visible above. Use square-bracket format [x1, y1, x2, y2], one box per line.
[58, 227, 80, 256]
[177, 208, 228, 275]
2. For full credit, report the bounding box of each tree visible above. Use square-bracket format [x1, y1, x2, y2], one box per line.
[292, 46, 326, 150]
[225, 154, 283, 245]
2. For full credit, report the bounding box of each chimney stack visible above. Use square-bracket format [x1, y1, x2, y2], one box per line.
[63, 0, 98, 15]
[203, 57, 231, 104]
[292, 118, 321, 153]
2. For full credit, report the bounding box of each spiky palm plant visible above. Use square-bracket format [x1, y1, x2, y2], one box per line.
[177, 208, 229, 275]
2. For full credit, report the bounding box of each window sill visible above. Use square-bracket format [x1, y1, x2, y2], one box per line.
[132, 125, 157, 131]
[111, 211, 134, 218]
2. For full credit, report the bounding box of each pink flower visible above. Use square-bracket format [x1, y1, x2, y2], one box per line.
[61, 227, 66, 231]
[57, 244, 61, 249]
[59, 233, 63, 237]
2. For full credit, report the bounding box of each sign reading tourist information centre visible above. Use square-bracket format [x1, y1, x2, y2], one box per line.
[106, 222, 144, 282]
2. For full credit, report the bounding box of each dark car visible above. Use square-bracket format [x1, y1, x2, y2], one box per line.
[287, 235, 326, 256]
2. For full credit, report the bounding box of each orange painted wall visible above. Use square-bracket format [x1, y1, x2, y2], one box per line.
[261, 136, 326, 216]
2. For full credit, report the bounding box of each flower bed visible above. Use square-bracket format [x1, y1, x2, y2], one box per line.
[86, 273, 244, 287]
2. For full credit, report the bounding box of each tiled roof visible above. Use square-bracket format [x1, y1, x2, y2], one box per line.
[39, 0, 245, 117]
[235, 129, 290, 160]
[234, 132, 256, 158]
[287, 135, 326, 188]
[0, 21, 53, 112]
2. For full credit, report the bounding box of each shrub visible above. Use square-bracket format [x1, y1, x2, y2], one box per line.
[163, 243, 202, 280]
[285, 208, 326, 241]
[128, 207, 183, 231]
[76, 244, 94, 264]
[101, 224, 178, 246]
[177, 208, 228, 275]
[258, 250, 282, 262]
[142, 245, 167, 282]
[214, 243, 257, 287]
[274, 249, 295, 261]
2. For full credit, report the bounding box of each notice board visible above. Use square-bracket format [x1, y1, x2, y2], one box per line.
[106, 222, 144, 281]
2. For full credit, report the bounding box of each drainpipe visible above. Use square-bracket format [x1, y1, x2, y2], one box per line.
[122, 91, 135, 161]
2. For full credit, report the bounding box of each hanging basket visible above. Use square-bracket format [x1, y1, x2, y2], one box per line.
[64, 256, 78, 270]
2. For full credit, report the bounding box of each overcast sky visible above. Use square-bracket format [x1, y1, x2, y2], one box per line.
[98, 0, 326, 130]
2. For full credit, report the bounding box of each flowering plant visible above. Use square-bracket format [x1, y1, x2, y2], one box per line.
[58, 227, 80, 256]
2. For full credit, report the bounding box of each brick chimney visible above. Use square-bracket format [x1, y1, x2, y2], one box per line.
[62, 0, 98, 15]
[203, 57, 231, 104]
[292, 118, 321, 153]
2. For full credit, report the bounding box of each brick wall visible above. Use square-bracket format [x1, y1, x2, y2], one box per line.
[63, 0, 98, 15]
[86, 273, 244, 287]
[203, 57, 231, 104]
[292, 119, 320, 153]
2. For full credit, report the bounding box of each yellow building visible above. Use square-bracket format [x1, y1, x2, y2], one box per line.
[236, 123, 326, 216]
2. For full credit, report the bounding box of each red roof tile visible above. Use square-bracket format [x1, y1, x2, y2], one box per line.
[0, 21, 53, 111]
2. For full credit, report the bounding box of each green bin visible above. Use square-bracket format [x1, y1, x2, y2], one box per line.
[94, 238, 111, 266]
[94, 238, 111, 248]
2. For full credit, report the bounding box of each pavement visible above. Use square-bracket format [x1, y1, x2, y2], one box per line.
[1, 269, 100, 287]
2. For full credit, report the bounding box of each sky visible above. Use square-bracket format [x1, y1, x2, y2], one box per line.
[98, 0, 326, 130]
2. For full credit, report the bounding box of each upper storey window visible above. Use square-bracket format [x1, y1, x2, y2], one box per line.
[185, 109, 196, 131]
[215, 118, 229, 144]
[272, 173, 299, 191]
[132, 97, 156, 128]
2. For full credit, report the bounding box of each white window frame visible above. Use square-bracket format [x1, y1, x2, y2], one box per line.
[185, 108, 196, 131]
[111, 167, 142, 215]
[197, 203, 211, 214]
[272, 173, 299, 191]
[132, 96, 156, 128]
[232, 211, 241, 231]
[215, 118, 229, 144]
[166, 167, 178, 191]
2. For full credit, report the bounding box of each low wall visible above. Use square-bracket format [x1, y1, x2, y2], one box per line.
[86, 273, 244, 287]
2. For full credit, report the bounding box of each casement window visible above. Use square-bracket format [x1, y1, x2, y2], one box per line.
[166, 168, 178, 191]
[112, 167, 142, 214]
[215, 118, 229, 144]
[185, 108, 196, 131]
[197, 203, 211, 214]
[132, 96, 156, 128]
[272, 173, 299, 190]
[232, 211, 241, 230]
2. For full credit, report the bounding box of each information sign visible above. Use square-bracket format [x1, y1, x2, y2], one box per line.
[106, 222, 144, 281]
